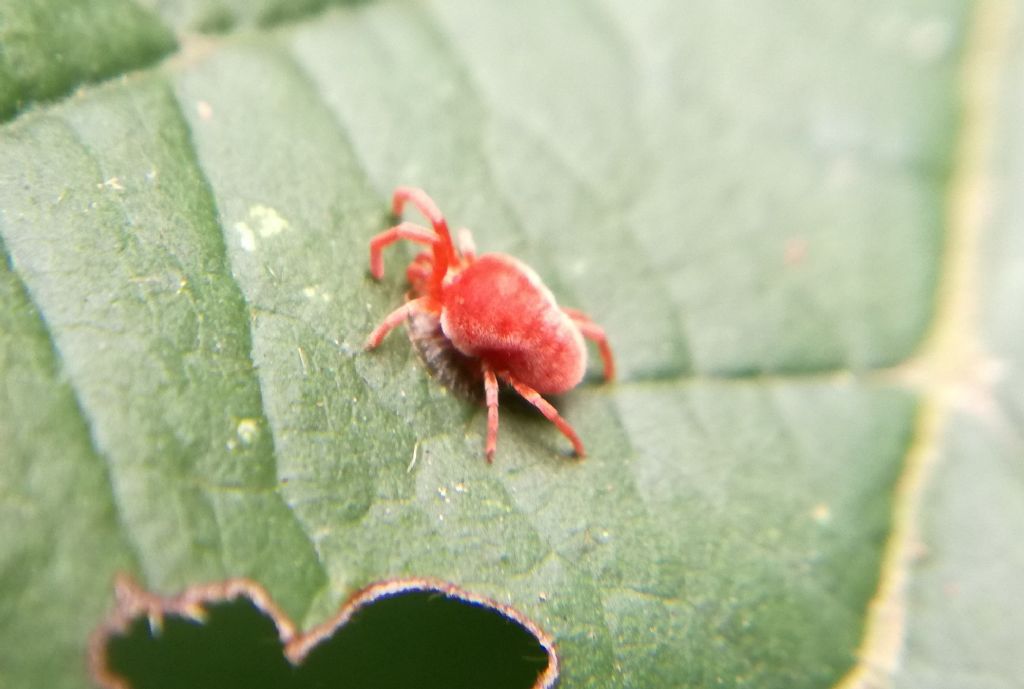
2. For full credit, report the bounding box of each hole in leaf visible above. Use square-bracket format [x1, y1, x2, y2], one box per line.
[105, 599, 293, 689]
[297, 591, 551, 688]
[91, 576, 558, 689]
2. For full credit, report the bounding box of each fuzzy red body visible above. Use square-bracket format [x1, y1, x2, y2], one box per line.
[365, 187, 614, 461]
[441, 254, 586, 395]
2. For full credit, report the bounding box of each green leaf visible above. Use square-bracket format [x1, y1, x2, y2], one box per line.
[0, 0, 175, 120]
[0, 1, 1017, 688]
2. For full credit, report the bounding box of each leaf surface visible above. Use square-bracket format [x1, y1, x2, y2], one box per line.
[0, 1, 1017, 688]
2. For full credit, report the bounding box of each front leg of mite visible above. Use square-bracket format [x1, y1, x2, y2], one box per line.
[368, 222, 440, 279]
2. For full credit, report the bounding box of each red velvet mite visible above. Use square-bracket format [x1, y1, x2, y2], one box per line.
[365, 187, 615, 462]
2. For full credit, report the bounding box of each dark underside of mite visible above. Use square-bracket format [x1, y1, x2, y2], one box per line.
[405, 306, 484, 403]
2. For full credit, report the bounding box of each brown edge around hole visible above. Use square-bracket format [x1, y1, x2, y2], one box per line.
[88, 574, 560, 689]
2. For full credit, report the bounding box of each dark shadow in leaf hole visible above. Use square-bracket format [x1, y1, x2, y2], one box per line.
[95, 577, 556, 689]
[297, 592, 550, 688]
[106, 601, 293, 689]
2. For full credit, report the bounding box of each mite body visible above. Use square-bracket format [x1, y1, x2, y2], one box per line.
[365, 187, 614, 462]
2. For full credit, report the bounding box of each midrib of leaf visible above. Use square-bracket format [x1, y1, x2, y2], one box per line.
[838, 0, 1015, 686]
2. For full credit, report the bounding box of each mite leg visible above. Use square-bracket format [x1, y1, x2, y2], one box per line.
[365, 296, 439, 349]
[368, 222, 439, 279]
[562, 307, 616, 382]
[483, 363, 500, 463]
[392, 187, 456, 264]
[499, 372, 585, 458]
